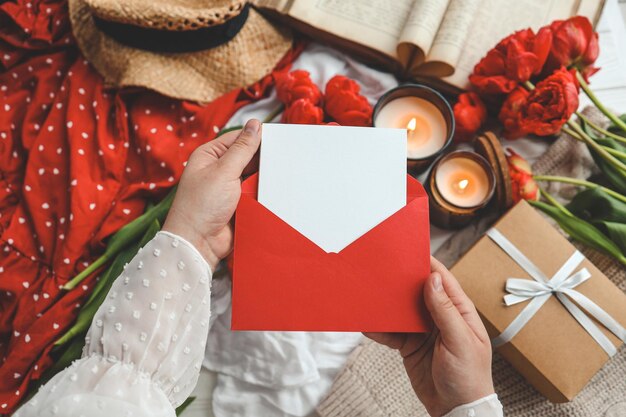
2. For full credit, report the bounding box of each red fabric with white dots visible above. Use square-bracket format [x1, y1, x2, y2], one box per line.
[0, 1, 300, 412]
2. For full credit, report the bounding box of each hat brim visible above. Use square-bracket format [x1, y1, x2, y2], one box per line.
[70, 0, 293, 102]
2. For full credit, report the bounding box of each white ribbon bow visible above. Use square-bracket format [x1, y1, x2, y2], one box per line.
[487, 228, 626, 357]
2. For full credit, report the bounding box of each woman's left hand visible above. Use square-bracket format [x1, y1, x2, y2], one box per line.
[162, 119, 261, 271]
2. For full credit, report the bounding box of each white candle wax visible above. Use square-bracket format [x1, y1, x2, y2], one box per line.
[374, 96, 447, 159]
[435, 156, 490, 208]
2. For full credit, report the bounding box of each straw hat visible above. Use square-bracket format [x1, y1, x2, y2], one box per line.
[69, 0, 292, 102]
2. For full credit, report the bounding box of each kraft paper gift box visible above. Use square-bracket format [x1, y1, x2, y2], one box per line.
[230, 173, 432, 332]
[451, 200, 626, 403]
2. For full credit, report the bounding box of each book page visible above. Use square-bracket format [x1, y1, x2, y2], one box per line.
[442, 0, 581, 89]
[417, 0, 481, 77]
[287, 0, 414, 58]
[397, 0, 450, 69]
[578, 0, 605, 24]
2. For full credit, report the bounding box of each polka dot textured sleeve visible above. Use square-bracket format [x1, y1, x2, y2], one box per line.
[15, 231, 213, 417]
[443, 394, 504, 417]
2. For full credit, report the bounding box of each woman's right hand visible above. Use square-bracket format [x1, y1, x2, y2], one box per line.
[365, 257, 495, 417]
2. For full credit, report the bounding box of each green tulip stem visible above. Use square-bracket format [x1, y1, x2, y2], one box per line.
[576, 112, 626, 145]
[263, 104, 285, 123]
[561, 126, 585, 142]
[63, 255, 110, 291]
[539, 186, 574, 217]
[566, 120, 626, 174]
[560, 126, 624, 158]
[576, 70, 626, 132]
[534, 175, 626, 204]
[605, 146, 626, 159]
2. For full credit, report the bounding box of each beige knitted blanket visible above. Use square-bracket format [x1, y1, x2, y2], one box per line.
[317, 108, 626, 417]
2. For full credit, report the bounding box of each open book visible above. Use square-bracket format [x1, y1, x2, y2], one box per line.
[256, 0, 605, 92]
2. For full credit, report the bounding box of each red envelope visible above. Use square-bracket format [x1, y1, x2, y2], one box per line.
[231, 173, 432, 332]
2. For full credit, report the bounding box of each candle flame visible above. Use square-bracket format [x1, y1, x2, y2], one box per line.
[407, 117, 417, 131]
[458, 179, 469, 190]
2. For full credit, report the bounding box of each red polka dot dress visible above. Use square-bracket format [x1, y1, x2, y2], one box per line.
[0, 1, 300, 412]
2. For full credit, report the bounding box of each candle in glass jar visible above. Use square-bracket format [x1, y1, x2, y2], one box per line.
[374, 96, 447, 159]
[435, 156, 490, 208]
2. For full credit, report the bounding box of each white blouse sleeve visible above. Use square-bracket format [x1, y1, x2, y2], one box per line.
[15, 231, 212, 417]
[443, 394, 504, 417]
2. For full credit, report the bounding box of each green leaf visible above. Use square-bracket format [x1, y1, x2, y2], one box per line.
[581, 116, 603, 140]
[580, 116, 626, 193]
[55, 219, 162, 346]
[585, 137, 626, 194]
[529, 200, 626, 265]
[567, 188, 626, 254]
[593, 220, 626, 254]
[594, 136, 626, 156]
[175, 396, 196, 416]
[46, 334, 86, 377]
[608, 114, 626, 138]
[567, 187, 626, 223]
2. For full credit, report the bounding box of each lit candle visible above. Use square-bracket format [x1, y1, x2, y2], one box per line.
[375, 97, 447, 159]
[427, 150, 496, 229]
[373, 85, 453, 174]
[434, 155, 491, 208]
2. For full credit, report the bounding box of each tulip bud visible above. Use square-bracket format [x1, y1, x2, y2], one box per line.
[274, 70, 323, 105]
[506, 148, 540, 202]
[453, 92, 488, 143]
[282, 99, 324, 125]
[324, 75, 373, 126]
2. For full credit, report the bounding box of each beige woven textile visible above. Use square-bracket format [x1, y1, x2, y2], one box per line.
[317, 107, 626, 417]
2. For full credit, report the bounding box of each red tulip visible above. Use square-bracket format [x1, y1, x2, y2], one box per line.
[518, 67, 579, 137]
[453, 92, 487, 142]
[325, 75, 361, 96]
[543, 16, 600, 80]
[281, 99, 324, 125]
[324, 75, 372, 126]
[275, 70, 322, 105]
[470, 27, 552, 94]
[498, 87, 530, 139]
[506, 148, 539, 202]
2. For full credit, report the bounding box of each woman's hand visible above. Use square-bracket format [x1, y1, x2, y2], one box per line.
[162, 119, 261, 271]
[365, 257, 494, 417]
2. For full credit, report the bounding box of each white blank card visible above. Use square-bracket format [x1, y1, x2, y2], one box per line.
[258, 123, 406, 253]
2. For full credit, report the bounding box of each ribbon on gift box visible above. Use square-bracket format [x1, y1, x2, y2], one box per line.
[486, 228, 626, 357]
